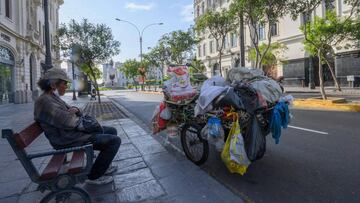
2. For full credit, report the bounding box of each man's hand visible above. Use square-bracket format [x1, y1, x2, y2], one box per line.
[68, 107, 80, 114]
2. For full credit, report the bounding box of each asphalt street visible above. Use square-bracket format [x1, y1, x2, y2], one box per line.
[106, 90, 360, 203]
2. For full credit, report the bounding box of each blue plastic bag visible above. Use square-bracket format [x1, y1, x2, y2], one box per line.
[207, 117, 222, 138]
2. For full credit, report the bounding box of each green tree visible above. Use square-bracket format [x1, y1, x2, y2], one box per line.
[158, 29, 198, 64]
[189, 58, 206, 74]
[57, 19, 120, 103]
[120, 59, 140, 90]
[143, 42, 170, 83]
[248, 42, 288, 74]
[230, 0, 288, 69]
[195, 10, 236, 76]
[188, 58, 207, 84]
[301, 10, 360, 99]
[287, 0, 360, 91]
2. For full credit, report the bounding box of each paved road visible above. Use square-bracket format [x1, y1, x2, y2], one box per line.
[107, 90, 360, 203]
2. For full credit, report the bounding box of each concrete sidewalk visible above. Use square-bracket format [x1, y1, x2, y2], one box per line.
[284, 86, 360, 95]
[0, 93, 244, 203]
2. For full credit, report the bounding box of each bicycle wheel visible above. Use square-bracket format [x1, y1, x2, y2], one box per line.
[40, 187, 91, 203]
[180, 122, 209, 165]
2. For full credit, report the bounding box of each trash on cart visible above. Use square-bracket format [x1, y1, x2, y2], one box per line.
[221, 114, 250, 175]
[163, 65, 197, 102]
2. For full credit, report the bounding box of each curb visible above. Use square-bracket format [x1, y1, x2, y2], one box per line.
[138, 91, 163, 95]
[293, 99, 360, 112]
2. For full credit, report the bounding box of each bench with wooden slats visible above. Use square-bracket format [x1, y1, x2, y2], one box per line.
[39, 154, 67, 181]
[2, 122, 93, 184]
[68, 151, 86, 174]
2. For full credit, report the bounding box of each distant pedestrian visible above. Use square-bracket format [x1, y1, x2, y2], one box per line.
[34, 68, 121, 185]
[90, 88, 96, 100]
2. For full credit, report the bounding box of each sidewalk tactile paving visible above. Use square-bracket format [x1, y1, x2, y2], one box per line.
[83, 101, 126, 121]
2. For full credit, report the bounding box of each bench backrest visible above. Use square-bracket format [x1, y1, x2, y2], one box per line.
[2, 122, 44, 181]
[14, 122, 44, 149]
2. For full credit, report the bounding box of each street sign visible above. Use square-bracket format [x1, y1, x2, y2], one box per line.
[347, 75, 355, 82]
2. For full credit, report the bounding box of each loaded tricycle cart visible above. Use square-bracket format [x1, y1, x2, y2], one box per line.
[152, 65, 292, 174]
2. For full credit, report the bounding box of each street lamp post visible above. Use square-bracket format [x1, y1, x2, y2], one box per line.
[115, 19, 163, 91]
[115, 18, 163, 64]
[42, 0, 53, 72]
[71, 60, 76, 100]
[71, 46, 79, 100]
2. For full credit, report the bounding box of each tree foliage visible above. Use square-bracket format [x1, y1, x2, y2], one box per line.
[248, 42, 288, 67]
[301, 10, 360, 98]
[195, 10, 236, 76]
[158, 29, 198, 64]
[56, 19, 120, 102]
[120, 59, 140, 83]
[230, 0, 288, 69]
[189, 58, 206, 74]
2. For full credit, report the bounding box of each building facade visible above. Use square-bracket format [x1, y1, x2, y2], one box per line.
[0, 0, 63, 104]
[194, 0, 360, 86]
[102, 61, 129, 88]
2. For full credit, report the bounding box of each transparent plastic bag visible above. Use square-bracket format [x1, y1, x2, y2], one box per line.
[160, 107, 172, 120]
[201, 123, 224, 152]
[207, 117, 223, 138]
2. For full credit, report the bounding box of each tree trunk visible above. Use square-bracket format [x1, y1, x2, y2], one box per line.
[318, 50, 327, 100]
[239, 13, 245, 67]
[323, 56, 341, 91]
[259, 22, 273, 70]
[89, 65, 101, 103]
[133, 77, 138, 91]
[218, 51, 223, 77]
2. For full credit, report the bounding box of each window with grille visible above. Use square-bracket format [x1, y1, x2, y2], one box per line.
[5, 0, 11, 19]
[258, 24, 265, 41]
[270, 23, 278, 37]
[230, 33, 237, 47]
[203, 44, 207, 56]
[210, 40, 214, 53]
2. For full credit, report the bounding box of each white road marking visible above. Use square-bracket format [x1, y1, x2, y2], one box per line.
[288, 125, 329, 135]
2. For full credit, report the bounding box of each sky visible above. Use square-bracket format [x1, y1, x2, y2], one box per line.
[59, 0, 194, 63]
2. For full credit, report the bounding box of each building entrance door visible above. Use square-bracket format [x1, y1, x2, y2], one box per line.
[0, 46, 15, 104]
[0, 64, 12, 104]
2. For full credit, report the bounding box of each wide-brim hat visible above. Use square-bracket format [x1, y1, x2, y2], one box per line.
[43, 68, 71, 82]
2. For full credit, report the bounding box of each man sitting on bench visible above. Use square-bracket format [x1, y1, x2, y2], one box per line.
[34, 68, 121, 185]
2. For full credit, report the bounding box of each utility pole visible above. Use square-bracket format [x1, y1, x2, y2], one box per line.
[42, 0, 53, 72]
[239, 13, 246, 67]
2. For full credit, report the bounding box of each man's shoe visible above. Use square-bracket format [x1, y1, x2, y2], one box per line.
[105, 165, 118, 175]
[85, 176, 114, 185]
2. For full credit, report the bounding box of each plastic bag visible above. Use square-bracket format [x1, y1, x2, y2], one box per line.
[160, 107, 172, 120]
[229, 121, 251, 166]
[207, 117, 223, 138]
[164, 65, 197, 102]
[221, 117, 249, 175]
[243, 117, 266, 161]
[201, 123, 225, 152]
[151, 102, 167, 134]
[166, 124, 178, 138]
